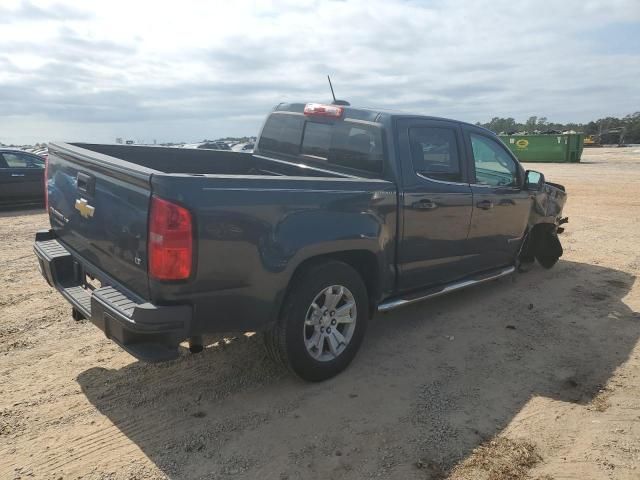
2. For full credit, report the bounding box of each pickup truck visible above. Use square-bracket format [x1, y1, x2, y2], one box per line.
[34, 102, 567, 381]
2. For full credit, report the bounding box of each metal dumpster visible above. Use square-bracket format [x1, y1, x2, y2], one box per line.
[499, 133, 584, 162]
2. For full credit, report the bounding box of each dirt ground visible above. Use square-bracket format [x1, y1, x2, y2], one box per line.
[1, 147, 639, 480]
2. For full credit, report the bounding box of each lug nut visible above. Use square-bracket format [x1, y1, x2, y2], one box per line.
[327, 327, 331, 334]
[331, 319, 336, 325]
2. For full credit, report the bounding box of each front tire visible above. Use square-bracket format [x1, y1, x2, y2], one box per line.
[264, 261, 369, 382]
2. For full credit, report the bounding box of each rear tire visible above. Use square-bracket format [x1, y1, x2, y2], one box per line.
[264, 261, 369, 382]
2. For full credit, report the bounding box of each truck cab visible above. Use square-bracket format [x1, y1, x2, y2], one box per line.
[255, 103, 538, 293]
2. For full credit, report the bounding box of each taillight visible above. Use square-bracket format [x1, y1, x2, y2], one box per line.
[44, 156, 48, 213]
[148, 196, 193, 280]
[303, 103, 344, 118]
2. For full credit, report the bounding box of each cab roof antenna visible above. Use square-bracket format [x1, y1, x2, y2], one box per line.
[327, 75, 350, 106]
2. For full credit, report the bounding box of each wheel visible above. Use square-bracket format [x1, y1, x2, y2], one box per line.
[264, 260, 369, 382]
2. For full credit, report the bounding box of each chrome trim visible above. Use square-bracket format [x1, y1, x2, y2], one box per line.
[377, 266, 515, 312]
[470, 183, 521, 190]
[252, 154, 362, 179]
[416, 172, 469, 186]
[203, 187, 368, 194]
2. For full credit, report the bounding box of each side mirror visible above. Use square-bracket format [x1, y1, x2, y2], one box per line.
[525, 170, 545, 191]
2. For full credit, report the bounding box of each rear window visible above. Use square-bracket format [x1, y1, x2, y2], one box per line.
[258, 114, 304, 156]
[258, 113, 384, 175]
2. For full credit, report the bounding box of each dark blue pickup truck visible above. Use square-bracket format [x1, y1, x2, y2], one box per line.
[34, 102, 567, 381]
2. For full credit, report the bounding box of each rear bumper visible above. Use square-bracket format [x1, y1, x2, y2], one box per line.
[33, 230, 191, 362]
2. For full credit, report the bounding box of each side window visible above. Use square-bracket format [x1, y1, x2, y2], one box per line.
[409, 127, 462, 182]
[470, 134, 518, 187]
[257, 114, 304, 156]
[3, 153, 44, 168]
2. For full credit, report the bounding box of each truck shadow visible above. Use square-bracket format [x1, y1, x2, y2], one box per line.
[0, 205, 45, 216]
[76, 259, 638, 479]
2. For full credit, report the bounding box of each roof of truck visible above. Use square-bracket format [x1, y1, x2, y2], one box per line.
[273, 102, 493, 134]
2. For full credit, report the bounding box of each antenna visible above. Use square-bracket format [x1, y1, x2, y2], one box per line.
[328, 75, 337, 103]
[327, 75, 350, 106]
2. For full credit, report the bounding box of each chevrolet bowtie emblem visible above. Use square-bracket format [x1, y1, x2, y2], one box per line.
[75, 198, 95, 219]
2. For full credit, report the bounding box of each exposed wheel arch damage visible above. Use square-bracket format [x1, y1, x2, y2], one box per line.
[520, 181, 568, 270]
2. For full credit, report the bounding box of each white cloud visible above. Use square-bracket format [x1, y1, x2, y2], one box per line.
[0, 0, 639, 144]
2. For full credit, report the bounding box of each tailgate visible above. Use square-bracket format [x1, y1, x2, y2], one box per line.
[47, 142, 155, 299]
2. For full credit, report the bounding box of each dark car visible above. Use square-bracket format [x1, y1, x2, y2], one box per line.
[0, 149, 46, 207]
[34, 102, 567, 381]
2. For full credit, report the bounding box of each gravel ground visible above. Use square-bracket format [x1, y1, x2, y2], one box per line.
[1, 147, 639, 479]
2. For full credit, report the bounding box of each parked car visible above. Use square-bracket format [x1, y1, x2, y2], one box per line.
[183, 141, 231, 150]
[198, 141, 231, 151]
[34, 102, 567, 381]
[0, 149, 46, 207]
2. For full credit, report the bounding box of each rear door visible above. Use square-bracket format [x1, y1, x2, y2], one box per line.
[47, 143, 154, 298]
[464, 129, 531, 270]
[396, 119, 474, 291]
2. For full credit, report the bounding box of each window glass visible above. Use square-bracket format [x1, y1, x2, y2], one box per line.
[257, 114, 304, 156]
[328, 124, 383, 174]
[301, 121, 384, 174]
[301, 122, 331, 158]
[258, 113, 384, 175]
[409, 127, 461, 182]
[3, 153, 44, 168]
[470, 134, 518, 187]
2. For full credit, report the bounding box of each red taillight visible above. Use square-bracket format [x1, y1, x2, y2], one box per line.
[148, 196, 193, 280]
[303, 103, 344, 118]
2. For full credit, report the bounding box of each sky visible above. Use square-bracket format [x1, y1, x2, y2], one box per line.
[0, 0, 639, 145]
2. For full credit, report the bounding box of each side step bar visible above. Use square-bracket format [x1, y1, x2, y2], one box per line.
[378, 266, 515, 312]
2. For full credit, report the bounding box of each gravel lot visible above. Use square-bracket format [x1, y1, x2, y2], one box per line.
[1, 147, 639, 479]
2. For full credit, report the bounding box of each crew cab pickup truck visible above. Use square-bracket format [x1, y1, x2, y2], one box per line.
[34, 102, 567, 381]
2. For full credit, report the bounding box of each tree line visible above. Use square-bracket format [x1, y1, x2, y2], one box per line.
[477, 112, 640, 144]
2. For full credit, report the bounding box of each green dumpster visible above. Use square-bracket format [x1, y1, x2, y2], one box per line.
[498, 133, 584, 162]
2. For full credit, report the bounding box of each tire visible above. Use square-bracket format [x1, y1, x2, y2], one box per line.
[264, 260, 369, 382]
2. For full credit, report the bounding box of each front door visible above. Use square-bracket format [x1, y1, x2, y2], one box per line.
[464, 130, 532, 271]
[396, 119, 473, 291]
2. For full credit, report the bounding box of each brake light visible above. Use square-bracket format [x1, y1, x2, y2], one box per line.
[44, 156, 48, 213]
[148, 196, 193, 280]
[303, 103, 344, 118]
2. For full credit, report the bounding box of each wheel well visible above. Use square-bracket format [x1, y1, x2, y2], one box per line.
[521, 223, 562, 262]
[290, 250, 380, 314]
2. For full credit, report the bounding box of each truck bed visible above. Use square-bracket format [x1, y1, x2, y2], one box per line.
[44, 142, 397, 344]
[69, 143, 345, 178]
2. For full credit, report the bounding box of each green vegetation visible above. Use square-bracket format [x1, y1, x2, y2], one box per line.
[477, 112, 640, 144]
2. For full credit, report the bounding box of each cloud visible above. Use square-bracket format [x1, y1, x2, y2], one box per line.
[0, 0, 90, 23]
[0, 0, 639, 143]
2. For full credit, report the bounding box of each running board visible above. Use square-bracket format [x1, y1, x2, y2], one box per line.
[378, 266, 515, 312]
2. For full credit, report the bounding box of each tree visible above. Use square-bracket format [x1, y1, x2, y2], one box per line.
[525, 116, 538, 132]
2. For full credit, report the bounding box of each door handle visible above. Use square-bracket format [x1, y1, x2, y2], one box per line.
[412, 199, 438, 210]
[476, 200, 494, 210]
[11, 173, 25, 177]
